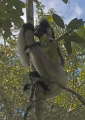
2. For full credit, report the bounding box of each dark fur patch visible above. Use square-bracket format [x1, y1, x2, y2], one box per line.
[23, 22, 35, 32]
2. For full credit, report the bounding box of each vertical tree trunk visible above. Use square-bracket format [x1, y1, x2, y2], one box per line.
[25, 0, 45, 120]
[26, 0, 35, 71]
[26, 0, 34, 24]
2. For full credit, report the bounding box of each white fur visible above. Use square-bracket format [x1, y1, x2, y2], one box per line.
[17, 28, 30, 67]
[25, 39, 68, 99]
[23, 89, 30, 98]
[46, 28, 53, 38]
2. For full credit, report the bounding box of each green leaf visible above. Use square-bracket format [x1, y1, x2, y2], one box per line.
[66, 34, 85, 43]
[52, 13, 65, 28]
[40, 35, 58, 62]
[62, 0, 68, 4]
[7, 0, 25, 8]
[2, 18, 12, 38]
[0, 5, 6, 11]
[64, 33, 85, 53]
[47, 15, 53, 22]
[4, 30, 11, 39]
[2, 18, 12, 30]
[57, 30, 85, 44]
[64, 39, 72, 54]
[40, 35, 50, 50]
[77, 27, 85, 40]
[9, 8, 24, 27]
[33, 0, 40, 6]
[47, 40, 58, 62]
[10, 8, 23, 17]
[40, 34, 50, 43]
[18, 1, 26, 8]
[0, 10, 11, 20]
[12, 0, 26, 11]
[12, 16, 24, 27]
[67, 18, 84, 29]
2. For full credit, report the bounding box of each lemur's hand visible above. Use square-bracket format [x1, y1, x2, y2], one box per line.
[22, 22, 35, 32]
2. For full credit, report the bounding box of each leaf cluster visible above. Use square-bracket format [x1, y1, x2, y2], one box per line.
[0, 0, 25, 38]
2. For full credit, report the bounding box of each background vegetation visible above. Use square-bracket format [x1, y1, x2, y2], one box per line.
[0, 0, 85, 119]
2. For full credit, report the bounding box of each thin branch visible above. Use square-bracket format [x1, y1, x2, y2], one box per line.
[24, 99, 38, 120]
[65, 21, 85, 36]
[57, 83, 85, 106]
[30, 78, 44, 102]
[57, 21, 85, 41]
[30, 76, 85, 106]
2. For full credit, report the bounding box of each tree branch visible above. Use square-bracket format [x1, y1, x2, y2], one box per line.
[52, 81, 85, 106]
[59, 84, 85, 106]
[24, 99, 38, 120]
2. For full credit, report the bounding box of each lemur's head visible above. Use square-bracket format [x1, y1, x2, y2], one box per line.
[34, 17, 55, 40]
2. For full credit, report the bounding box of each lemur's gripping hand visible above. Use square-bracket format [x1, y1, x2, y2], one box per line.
[23, 23, 41, 54]
[29, 71, 41, 81]
[22, 22, 35, 33]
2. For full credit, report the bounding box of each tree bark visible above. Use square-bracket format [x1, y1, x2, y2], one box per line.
[25, 0, 45, 120]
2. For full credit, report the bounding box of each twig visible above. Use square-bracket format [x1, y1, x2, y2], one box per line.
[54, 82, 85, 106]
[24, 98, 38, 120]
[29, 78, 44, 102]
[57, 21, 85, 41]
[60, 85, 85, 106]
[65, 21, 85, 36]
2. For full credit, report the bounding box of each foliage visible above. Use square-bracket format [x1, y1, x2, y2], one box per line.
[62, 0, 68, 4]
[0, 41, 30, 119]
[0, 0, 25, 38]
[77, 26, 85, 40]
[52, 14, 85, 55]
[52, 13, 65, 28]
[0, 0, 85, 120]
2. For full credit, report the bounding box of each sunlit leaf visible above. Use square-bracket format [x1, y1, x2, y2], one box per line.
[47, 15, 53, 22]
[77, 26, 85, 40]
